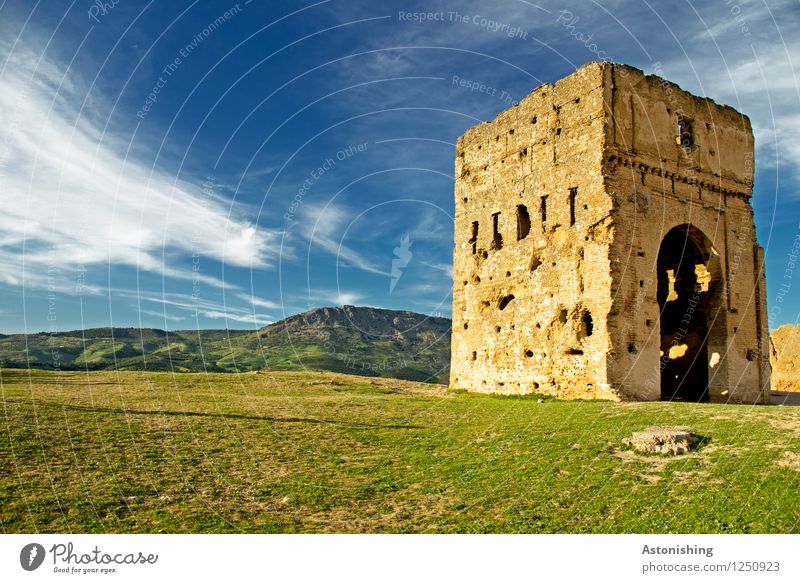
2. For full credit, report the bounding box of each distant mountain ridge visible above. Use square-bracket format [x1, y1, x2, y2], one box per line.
[4, 309, 795, 390]
[0, 306, 452, 384]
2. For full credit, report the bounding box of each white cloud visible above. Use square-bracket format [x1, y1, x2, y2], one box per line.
[298, 202, 391, 276]
[119, 290, 272, 327]
[0, 46, 279, 293]
[202, 310, 272, 326]
[235, 292, 281, 310]
[305, 288, 365, 306]
[138, 309, 187, 323]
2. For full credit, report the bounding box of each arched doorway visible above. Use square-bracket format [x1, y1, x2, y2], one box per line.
[656, 225, 723, 402]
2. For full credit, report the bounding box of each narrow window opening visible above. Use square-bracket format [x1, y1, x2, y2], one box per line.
[677, 117, 693, 149]
[469, 221, 479, 254]
[516, 205, 531, 240]
[540, 195, 548, 226]
[498, 294, 515, 310]
[582, 311, 594, 337]
[491, 212, 503, 250]
[569, 187, 577, 226]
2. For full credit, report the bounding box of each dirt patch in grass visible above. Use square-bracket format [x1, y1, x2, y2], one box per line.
[777, 451, 800, 472]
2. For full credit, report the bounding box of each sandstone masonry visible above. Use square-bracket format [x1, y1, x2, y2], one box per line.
[450, 62, 770, 403]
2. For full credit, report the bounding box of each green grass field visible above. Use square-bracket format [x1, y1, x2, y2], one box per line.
[1, 368, 798, 533]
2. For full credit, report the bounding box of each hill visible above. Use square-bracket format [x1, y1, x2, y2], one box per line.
[0, 306, 451, 383]
[2, 308, 797, 390]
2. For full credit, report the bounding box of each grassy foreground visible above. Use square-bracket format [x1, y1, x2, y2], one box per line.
[1, 368, 798, 533]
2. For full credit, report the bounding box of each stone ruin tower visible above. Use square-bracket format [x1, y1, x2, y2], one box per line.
[450, 62, 770, 403]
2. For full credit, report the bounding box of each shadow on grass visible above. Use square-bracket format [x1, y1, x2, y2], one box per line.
[7, 399, 425, 430]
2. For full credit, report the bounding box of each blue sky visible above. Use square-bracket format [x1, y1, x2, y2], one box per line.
[0, 0, 798, 333]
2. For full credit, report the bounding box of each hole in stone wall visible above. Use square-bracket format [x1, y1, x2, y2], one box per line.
[639, 280, 645, 287]
[495, 325, 501, 333]
[531, 116, 537, 124]
[556, 127, 562, 136]
[463, 322, 468, 330]
[558, 309, 568, 324]
[491, 212, 503, 250]
[646, 319, 652, 327]
[509, 128, 514, 135]
[627, 342, 637, 353]
[582, 311, 594, 337]
[498, 294, 515, 310]
[471, 351, 477, 361]
[540, 195, 548, 225]
[517, 204, 531, 240]
[566, 348, 584, 355]
[638, 251, 645, 257]
[569, 187, 577, 226]
[677, 117, 693, 149]
[525, 350, 534, 358]
[469, 221, 479, 254]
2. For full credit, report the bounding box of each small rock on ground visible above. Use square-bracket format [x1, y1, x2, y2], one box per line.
[623, 427, 700, 455]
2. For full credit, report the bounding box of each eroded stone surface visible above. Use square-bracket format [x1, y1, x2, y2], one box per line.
[623, 428, 700, 456]
[771, 324, 800, 392]
[450, 62, 770, 403]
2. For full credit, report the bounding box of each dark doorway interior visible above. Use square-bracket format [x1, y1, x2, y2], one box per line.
[657, 226, 715, 402]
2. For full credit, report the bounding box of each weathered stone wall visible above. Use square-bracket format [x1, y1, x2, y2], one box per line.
[451, 62, 617, 399]
[603, 65, 768, 403]
[451, 62, 769, 403]
[771, 324, 800, 391]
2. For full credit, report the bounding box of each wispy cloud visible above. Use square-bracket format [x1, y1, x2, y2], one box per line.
[298, 201, 391, 276]
[235, 292, 281, 310]
[121, 290, 272, 327]
[202, 310, 272, 326]
[0, 45, 280, 292]
[304, 288, 365, 306]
